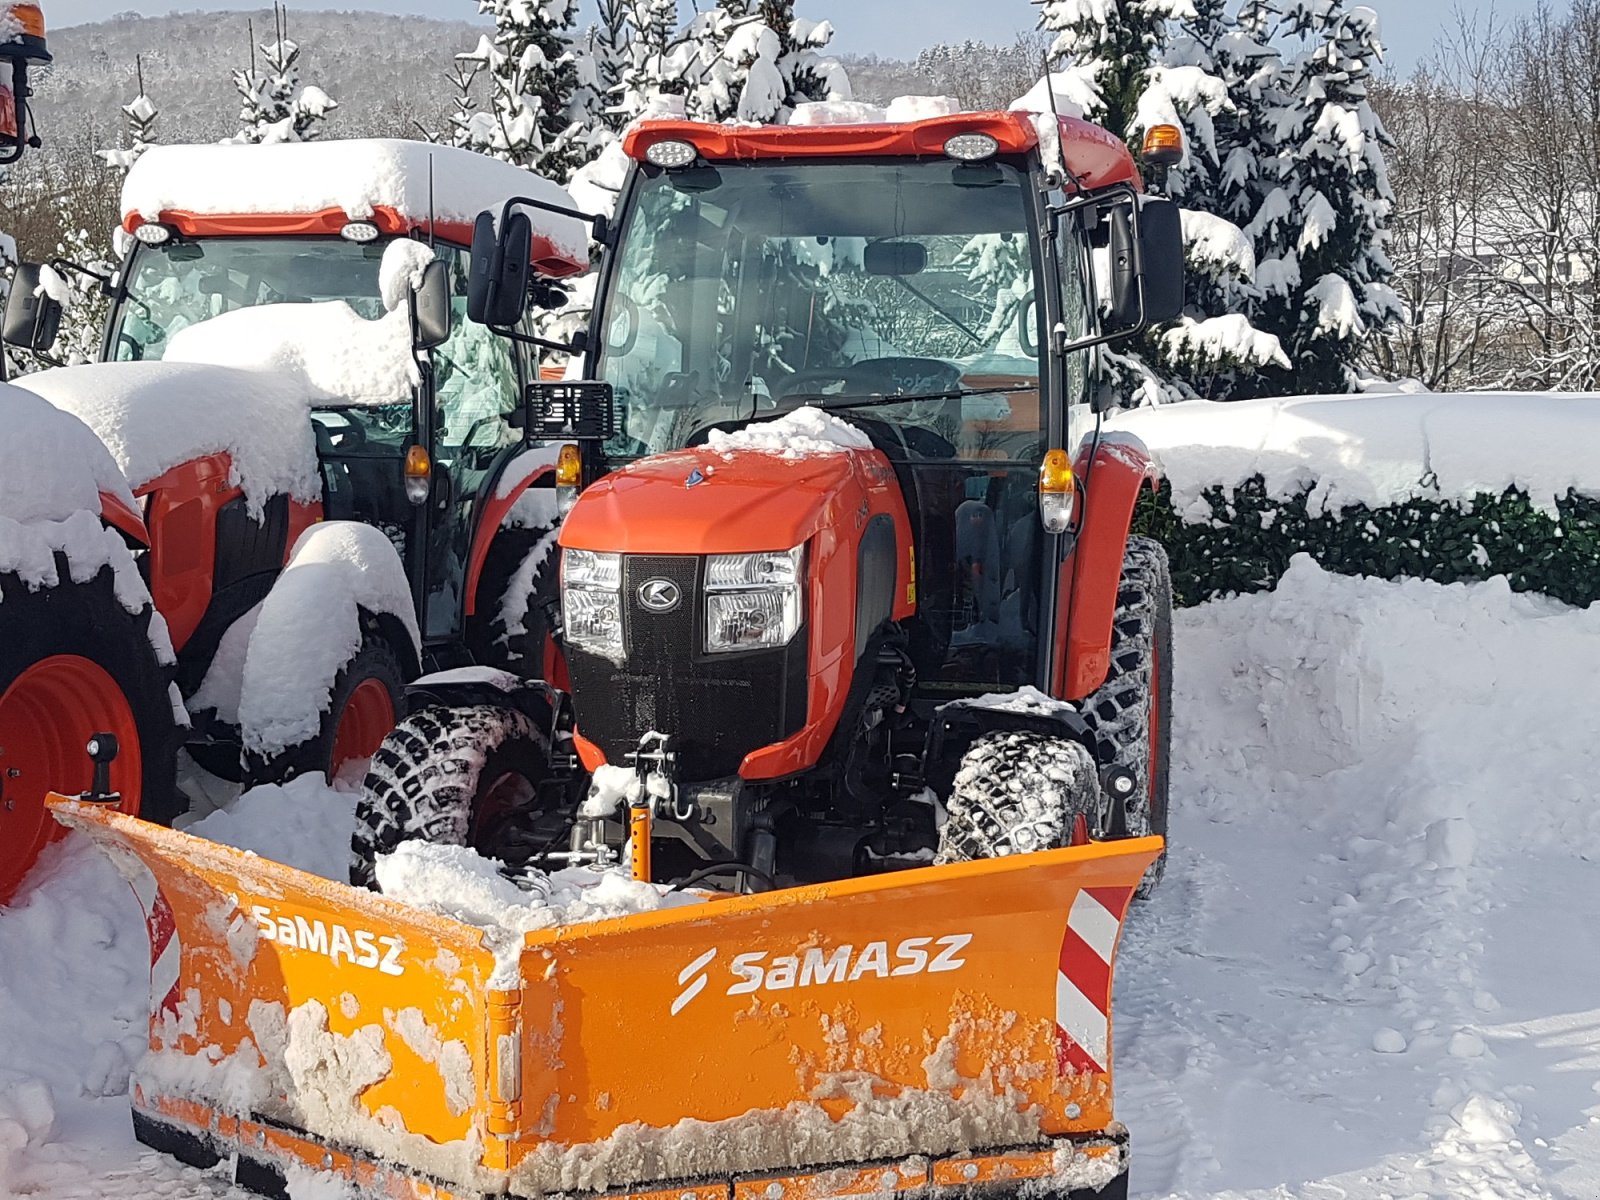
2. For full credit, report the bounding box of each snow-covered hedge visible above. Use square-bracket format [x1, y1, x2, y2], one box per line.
[1113, 392, 1600, 608]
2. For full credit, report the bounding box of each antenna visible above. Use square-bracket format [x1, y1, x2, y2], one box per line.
[135, 54, 144, 98]
[1038, 50, 1085, 192]
[247, 18, 256, 78]
[427, 154, 437, 250]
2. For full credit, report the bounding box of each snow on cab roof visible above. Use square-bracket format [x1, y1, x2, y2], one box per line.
[120, 139, 589, 277]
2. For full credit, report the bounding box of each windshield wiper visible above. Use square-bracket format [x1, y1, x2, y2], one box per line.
[795, 383, 1036, 413]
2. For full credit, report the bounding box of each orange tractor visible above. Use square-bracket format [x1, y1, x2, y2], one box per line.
[60, 108, 1185, 1200]
[1, 136, 595, 898]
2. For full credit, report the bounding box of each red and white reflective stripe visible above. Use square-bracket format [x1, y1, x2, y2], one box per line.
[123, 854, 182, 1021]
[1055, 885, 1132, 1074]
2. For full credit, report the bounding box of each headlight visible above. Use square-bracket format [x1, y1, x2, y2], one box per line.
[562, 549, 623, 660]
[705, 545, 804, 654]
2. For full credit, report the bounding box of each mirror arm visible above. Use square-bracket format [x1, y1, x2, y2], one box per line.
[498, 195, 610, 245]
[50, 256, 114, 294]
[490, 325, 589, 356]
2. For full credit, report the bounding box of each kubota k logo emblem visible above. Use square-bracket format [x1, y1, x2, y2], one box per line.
[669, 934, 971, 1015]
[638, 578, 681, 612]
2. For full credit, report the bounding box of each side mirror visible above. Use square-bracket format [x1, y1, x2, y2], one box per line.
[412, 259, 450, 351]
[467, 209, 530, 328]
[1136, 197, 1184, 325]
[1105, 196, 1184, 333]
[3, 263, 63, 353]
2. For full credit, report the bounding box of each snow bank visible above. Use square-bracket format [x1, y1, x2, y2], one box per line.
[121, 139, 589, 265]
[16, 361, 321, 515]
[376, 842, 703, 986]
[1109, 391, 1600, 517]
[706, 406, 872, 458]
[236, 522, 420, 760]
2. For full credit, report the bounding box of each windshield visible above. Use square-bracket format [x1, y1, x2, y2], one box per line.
[595, 159, 1045, 462]
[109, 236, 390, 362]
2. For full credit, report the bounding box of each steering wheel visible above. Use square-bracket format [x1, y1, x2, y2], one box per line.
[1017, 292, 1038, 359]
[604, 294, 641, 357]
[312, 413, 368, 454]
[776, 356, 964, 403]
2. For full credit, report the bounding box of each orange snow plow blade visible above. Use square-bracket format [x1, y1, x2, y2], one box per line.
[52, 796, 1160, 1200]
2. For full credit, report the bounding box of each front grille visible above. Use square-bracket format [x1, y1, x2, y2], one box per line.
[567, 554, 808, 781]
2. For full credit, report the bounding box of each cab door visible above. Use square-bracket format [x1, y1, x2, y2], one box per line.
[419, 245, 530, 643]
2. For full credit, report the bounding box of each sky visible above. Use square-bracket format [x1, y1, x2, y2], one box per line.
[44, 0, 1544, 76]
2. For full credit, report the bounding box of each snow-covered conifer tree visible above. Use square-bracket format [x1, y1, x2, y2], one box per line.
[683, 0, 849, 123]
[226, 6, 337, 145]
[97, 56, 158, 173]
[1245, 0, 1398, 394]
[615, 0, 690, 122]
[1035, 0, 1285, 402]
[456, 0, 583, 178]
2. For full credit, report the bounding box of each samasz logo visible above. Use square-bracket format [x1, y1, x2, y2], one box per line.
[251, 905, 405, 977]
[670, 933, 971, 1015]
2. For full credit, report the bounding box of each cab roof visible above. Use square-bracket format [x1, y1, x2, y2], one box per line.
[621, 111, 1141, 194]
[120, 138, 590, 277]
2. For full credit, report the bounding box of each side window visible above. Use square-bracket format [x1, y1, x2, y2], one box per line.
[433, 246, 522, 450]
[1056, 216, 1092, 408]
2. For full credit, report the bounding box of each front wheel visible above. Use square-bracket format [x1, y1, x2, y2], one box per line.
[244, 635, 404, 788]
[934, 731, 1101, 865]
[349, 705, 551, 889]
[1079, 536, 1173, 896]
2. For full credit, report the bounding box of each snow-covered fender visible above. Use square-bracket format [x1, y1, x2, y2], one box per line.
[236, 522, 421, 759]
[403, 666, 569, 732]
[1055, 433, 1160, 701]
[98, 489, 149, 545]
[464, 445, 563, 618]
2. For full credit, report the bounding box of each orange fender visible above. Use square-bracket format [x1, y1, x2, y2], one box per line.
[1055, 435, 1159, 701]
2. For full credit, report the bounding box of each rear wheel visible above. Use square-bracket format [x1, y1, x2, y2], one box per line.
[244, 636, 404, 788]
[1079, 536, 1172, 896]
[0, 563, 179, 902]
[350, 705, 551, 889]
[934, 731, 1101, 865]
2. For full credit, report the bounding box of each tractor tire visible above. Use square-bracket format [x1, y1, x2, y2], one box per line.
[244, 636, 405, 789]
[934, 731, 1101, 865]
[468, 525, 561, 676]
[0, 562, 181, 903]
[1079, 535, 1173, 897]
[350, 704, 550, 889]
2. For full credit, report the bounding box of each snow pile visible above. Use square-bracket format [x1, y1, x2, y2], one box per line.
[120, 139, 589, 265]
[1105, 556, 1600, 1198]
[375, 842, 703, 986]
[180, 773, 360, 882]
[0, 384, 137, 523]
[166, 302, 417, 408]
[706, 407, 872, 458]
[236, 522, 420, 759]
[1109, 390, 1600, 517]
[17, 361, 321, 514]
[788, 96, 960, 126]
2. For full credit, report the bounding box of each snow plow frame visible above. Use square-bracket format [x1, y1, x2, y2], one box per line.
[53, 797, 1160, 1200]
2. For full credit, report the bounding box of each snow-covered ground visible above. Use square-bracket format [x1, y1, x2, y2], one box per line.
[2, 557, 1597, 1199]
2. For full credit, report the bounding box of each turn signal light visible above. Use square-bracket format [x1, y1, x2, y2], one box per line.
[404, 444, 431, 504]
[556, 442, 581, 515]
[1142, 124, 1184, 167]
[1039, 448, 1076, 533]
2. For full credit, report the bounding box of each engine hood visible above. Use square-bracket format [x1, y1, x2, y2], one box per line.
[560, 445, 897, 555]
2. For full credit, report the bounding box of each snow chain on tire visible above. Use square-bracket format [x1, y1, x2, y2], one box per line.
[351, 704, 550, 888]
[1078, 535, 1173, 896]
[934, 731, 1101, 864]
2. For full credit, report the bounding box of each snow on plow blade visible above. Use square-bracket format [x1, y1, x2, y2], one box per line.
[51, 798, 1161, 1200]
